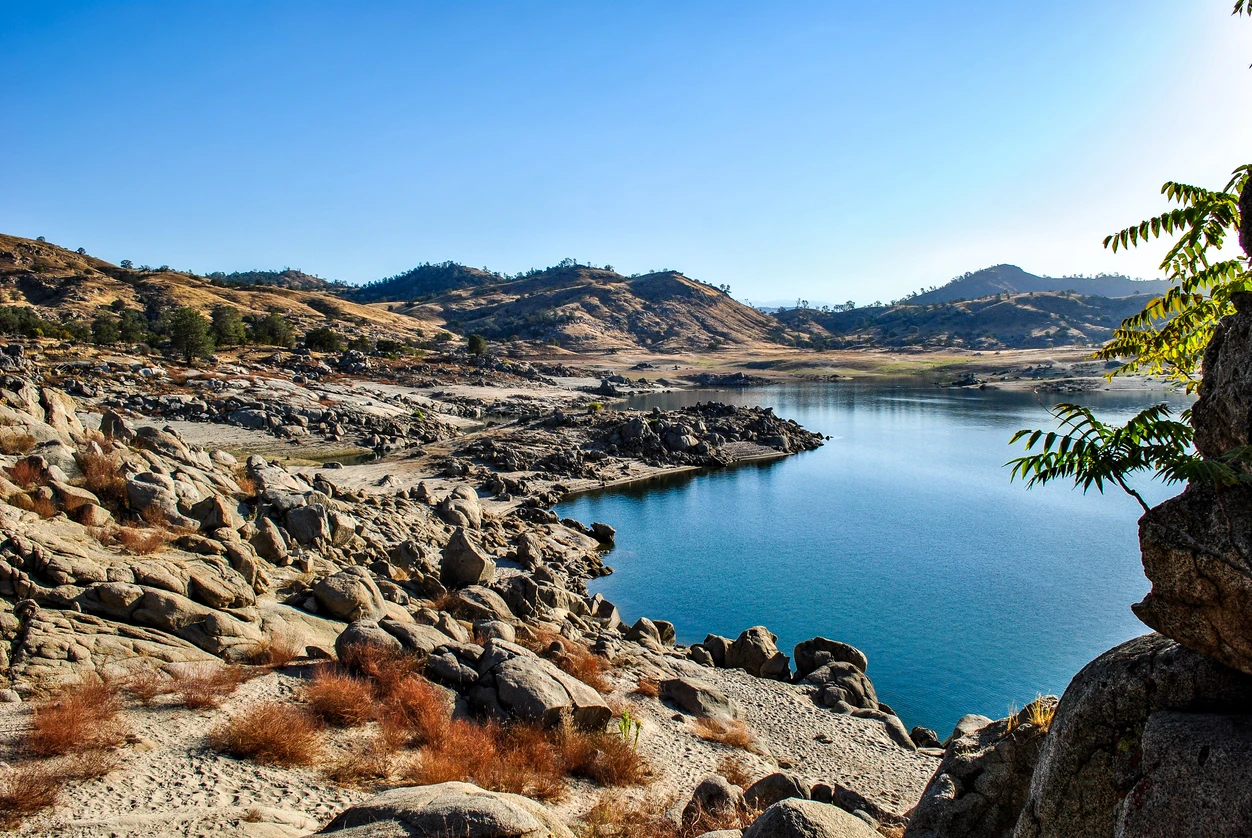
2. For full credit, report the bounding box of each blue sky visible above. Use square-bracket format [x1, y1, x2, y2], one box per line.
[2, 1, 1248, 303]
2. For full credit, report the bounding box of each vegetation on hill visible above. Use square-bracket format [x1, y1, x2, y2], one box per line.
[905, 264, 1171, 305]
[205, 269, 345, 291]
[775, 291, 1149, 350]
[349, 261, 503, 302]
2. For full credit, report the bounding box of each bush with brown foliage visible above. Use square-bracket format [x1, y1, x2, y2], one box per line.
[172, 664, 247, 709]
[376, 674, 451, 748]
[632, 677, 660, 698]
[692, 717, 757, 751]
[5, 459, 44, 488]
[522, 631, 611, 694]
[113, 526, 169, 555]
[402, 719, 567, 802]
[0, 762, 65, 830]
[123, 668, 173, 706]
[11, 493, 59, 519]
[324, 734, 394, 787]
[579, 792, 682, 838]
[339, 645, 424, 693]
[76, 451, 128, 511]
[553, 719, 651, 787]
[0, 433, 36, 456]
[246, 632, 303, 668]
[24, 677, 127, 758]
[304, 671, 376, 727]
[209, 702, 322, 766]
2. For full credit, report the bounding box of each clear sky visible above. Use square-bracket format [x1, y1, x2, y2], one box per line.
[2, 2, 1248, 304]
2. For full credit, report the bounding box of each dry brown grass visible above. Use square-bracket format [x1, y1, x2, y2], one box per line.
[114, 526, 169, 555]
[522, 631, 611, 694]
[553, 720, 651, 787]
[24, 677, 127, 758]
[716, 753, 757, 788]
[0, 433, 36, 456]
[376, 674, 451, 748]
[1025, 695, 1056, 733]
[324, 734, 394, 787]
[339, 645, 425, 693]
[304, 671, 376, 727]
[579, 792, 681, 838]
[234, 472, 261, 501]
[172, 664, 247, 709]
[692, 718, 757, 751]
[876, 826, 906, 838]
[209, 702, 322, 766]
[632, 677, 660, 698]
[21, 494, 59, 519]
[6, 459, 43, 488]
[123, 669, 172, 707]
[246, 632, 303, 668]
[430, 591, 459, 613]
[402, 719, 567, 802]
[0, 762, 65, 830]
[76, 451, 128, 511]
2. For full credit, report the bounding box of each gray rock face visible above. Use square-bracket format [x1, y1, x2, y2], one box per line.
[190, 494, 243, 531]
[313, 567, 386, 622]
[126, 473, 197, 529]
[905, 697, 1057, 838]
[286, 503, 331, 545]
[1113, 711, 1252, 838]
[250, 516, 288, 564]
[1014, 634, 1252, 838]
[438, 486, 483, 530]
[744, 772, 812, 811]
[472, 639, 610, 729]
[944, 714, 994, 747]
[441, 527, 497, 588]
[685, 774, 746, 828]
[743, 798, 879, 838]
[805, 662, 878, 711]
[726, 626, 790, 680]
[448, 586, 513, 622]
[625, 616, 663, 648]
[661, 677, 740, 722]
[335, 620, 404, 663]
[318, 781, 574, 837]
[793, 637, 868, 678]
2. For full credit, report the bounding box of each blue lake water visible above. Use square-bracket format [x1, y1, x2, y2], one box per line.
[556, 382, 1193, 735]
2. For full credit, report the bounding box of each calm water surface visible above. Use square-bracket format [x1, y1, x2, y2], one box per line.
[556, 382, 1192, 735]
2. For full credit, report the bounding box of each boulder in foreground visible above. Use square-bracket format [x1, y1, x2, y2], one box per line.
[318, 781, 574, 837]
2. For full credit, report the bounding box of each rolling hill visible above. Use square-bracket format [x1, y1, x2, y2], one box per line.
[391, 264, 786, 351]
[911, 265, 1171, 304]
[775, 291, 1153, 350]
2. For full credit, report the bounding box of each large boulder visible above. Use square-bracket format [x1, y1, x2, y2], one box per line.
[441, 527, 496, 588]
[126, 473, 197, 529]
[318, 781, 574, 837]
[335, 619, 403, 663]
[1013, 633, 1252, 838]
[725, 626, 790, 680]
[744, 772, 812, 811]
[804, 662, 878, 711]
[250, 516, 289, 564]
[905, 698, 1057, 838]
[286, 503, 331, 545]
[438, 486, 483, 530]
[684, 774, 746, 829]
[793, 637, 868, 678]
[661, 677, 739, 722]
[313, 567, 386, 622]
[743, 799, 879, 838]
[472, 639, 610, 729]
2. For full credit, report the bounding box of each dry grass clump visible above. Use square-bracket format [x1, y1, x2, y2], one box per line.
[24, 677, 127, 758]
[113, 526, 169, 555]
[0, 762, 65, 830]
[402, 719, 567, 802]
[0, 432, 36, 456]
[579, 792, 681, 838]
[5, 459, 43, 488]
[692, 717, 757, 751]
[234, 472, 261, 501]
[304, 671, 377, 727]
[324, 734, 395, 787]
[123, 668, 172, 707]
[246, 632, 303, 668]
[553, 719, 651, 787]
[76, 451, 128, 510]
[172, 663, 247, 709]
[11, 493, 59, 519]
[632, 677, 660, 698]
[1025, 694, 1056, 733]
[716, 753, 757, 788]
[377, 674, 451, 747]
[522, 631, 612, 694]
[339, 644, 425, 693]
[209, 702, 322, 766]
[877, 826, 906, 838]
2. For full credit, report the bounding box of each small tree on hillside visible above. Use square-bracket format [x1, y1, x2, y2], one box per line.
[304, 326, 342, 352]
[249, 312, 295, 347]
[467, 334, 488, 356]
[91, 314, 120, 345]
[167, 307, 214, 362]
[118, 309, 149, 344]
[211, 305, 247, 346]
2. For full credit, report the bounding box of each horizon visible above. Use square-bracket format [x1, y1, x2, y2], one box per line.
[3, 1, 1249, 302]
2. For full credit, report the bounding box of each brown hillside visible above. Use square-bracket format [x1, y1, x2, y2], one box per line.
[400, 265, 787, 351]
[0, 233, 430, 341]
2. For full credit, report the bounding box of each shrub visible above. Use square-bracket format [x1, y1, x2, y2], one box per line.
[521, 632, 611, 694]
[6, 459, 43, 488]
[0, 762, 65, 829]
[339, 644, 424, 694]
[77, 451, 128, 510]
[377, 674, 450, 748]
[0, 433, 36, 456]
[246, 632, 303, 668]
[632, 677, 660, 698]
[324, 734, 394, 786]
[114, 527, 168, 555]
[553, 721, 650, 787]
[692, 718, 756, 751]
[579, 792, 680, 838]
[303, 671, 376, 727]
[716, 754, 756, 788]
[303, 326, 343, 352]
[166, 306, 215, 362]
[172, 664, 246, 709]
[24, 495, 59, 519]
[403, 719, 566, 802]
[123, 668, 172, 707]
[467, 334, 487, 356]
[24, 677, 126, 758]
[209, 703, 322, 766]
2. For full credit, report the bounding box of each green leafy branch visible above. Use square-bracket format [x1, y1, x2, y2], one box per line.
[1008, 404, 1252, 512]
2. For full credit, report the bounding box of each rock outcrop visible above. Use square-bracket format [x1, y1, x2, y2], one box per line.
[318, 781, 575, 837]
[743, 798, 880, 838]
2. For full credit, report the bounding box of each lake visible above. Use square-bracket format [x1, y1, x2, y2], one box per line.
[556, 381, 1193, 735]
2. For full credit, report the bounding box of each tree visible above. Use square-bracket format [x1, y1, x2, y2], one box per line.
[1010, 2, 1251, 504]
[91, 314, 120, 345]
[467, 334, 488, 356]
[304, 326, 342, 352]
[249, 312, 295, 347]
[118, 309, 148, 344]
[119, 259, 133, 269]
[166, 307, 214, 362]
[210, 305, 246, 346]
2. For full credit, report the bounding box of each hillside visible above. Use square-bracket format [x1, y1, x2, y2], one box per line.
[911, 264, 1171, 304]
[349, 261, 503, 302]
[776, 291, 1153, 350]
[0, 233, 431, 342]
[396, 264, 787, 351]
[205, 269, 345, 291]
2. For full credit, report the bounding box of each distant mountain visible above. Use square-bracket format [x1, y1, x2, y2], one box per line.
[206, 269, 344, 291]
[775, 291, 1152, 350]
[396, 264, 784, 351]
[911, 265, 1171, 305]
[348, 262, 503, 302]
